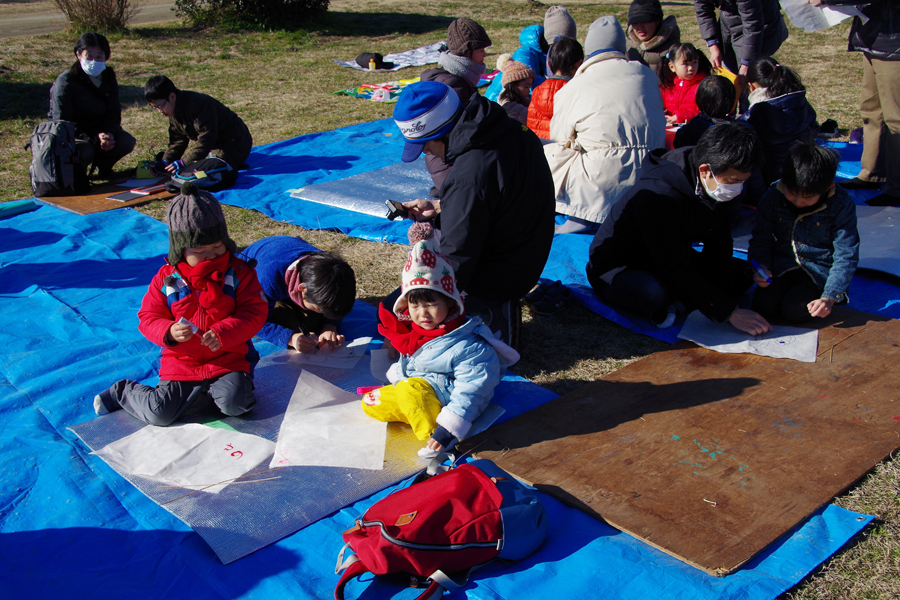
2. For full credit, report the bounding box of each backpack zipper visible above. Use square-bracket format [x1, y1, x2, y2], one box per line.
[360, 519, 501, 551]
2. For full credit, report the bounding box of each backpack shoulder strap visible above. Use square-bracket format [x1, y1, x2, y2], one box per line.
[333, 560, 368, 600]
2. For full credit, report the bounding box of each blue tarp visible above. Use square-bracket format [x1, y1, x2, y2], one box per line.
[0, 124, 878, 599]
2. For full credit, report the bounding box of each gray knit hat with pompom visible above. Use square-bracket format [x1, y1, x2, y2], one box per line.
[165, 181, 236, 265]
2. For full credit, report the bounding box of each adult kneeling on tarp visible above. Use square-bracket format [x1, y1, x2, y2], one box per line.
[392, 81, 555, 347]
[586, 122, 771, 334]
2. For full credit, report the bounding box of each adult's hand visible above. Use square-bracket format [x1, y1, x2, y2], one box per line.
[728, 308, 772, 335]
[808, 0, 822, 5]
[808, 298, 835, 318]
[403, 198, 440, 222]
[709, 44, 723, 70]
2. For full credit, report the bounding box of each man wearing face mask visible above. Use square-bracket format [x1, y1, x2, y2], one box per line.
[49, 32, 135, 181]
[586, 123, 771, 335]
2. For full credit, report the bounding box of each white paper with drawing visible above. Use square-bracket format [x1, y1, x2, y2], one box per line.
[92, 423, 276, 494]
[270, 370, 387, 470]
[678, 310, 818, 362]
[287, 336, 371, 369]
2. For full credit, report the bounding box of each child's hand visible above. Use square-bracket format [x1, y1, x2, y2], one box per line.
[752, 264, 773, 287]
[317, 330, 345, 353]
[290, 332, 318, 354]
[169, 322, 194, 343]
[201, 330, 221, 352]
[808, 298, 835, 318]
[666, 113, 678, 124]
[426, 437, 444, 452]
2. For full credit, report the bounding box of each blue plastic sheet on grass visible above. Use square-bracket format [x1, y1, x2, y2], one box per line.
[0, 169, 874, 599]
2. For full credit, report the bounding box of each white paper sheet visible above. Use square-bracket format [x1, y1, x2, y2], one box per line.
[677, 310, 819, 362]
[270, 370, 387, 470]
[780, 0, 864, 31]
[93, 423, 276, 494]
[287, 336, 371, 369]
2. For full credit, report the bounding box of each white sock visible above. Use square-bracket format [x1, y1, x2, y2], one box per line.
[417, 446, 440, 459]
[93, 395, 110, 416]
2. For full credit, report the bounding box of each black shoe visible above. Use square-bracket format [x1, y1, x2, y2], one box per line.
[840, 177, 883, 190]
[865, 193, 900, 207]
[817, 119, 838, 138]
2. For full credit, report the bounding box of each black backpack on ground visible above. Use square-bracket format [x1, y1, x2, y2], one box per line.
[27, 120, 89, 197]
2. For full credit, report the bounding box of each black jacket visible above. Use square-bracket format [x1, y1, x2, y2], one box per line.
[165, 90, 253, 166]
[587, 147, 740, 322]
[740, 91, 817, 185]
[822, 0, 900, 60]
[49, 63, 123, 142]
[438, 95, 555, 303]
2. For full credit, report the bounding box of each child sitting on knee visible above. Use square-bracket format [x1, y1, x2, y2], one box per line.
[362, 223, 519, 458]
[240, 236, 356, 354]
[93, 182, 268, 426]
[749, 143, 859, 323]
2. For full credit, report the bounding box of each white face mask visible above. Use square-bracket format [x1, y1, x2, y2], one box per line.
[79, 58, 106, 77]
[701, 170, 744, 202]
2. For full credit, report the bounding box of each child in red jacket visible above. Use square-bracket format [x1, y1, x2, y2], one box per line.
[93, 182, 267, 426]
[660, 43, 710, 125]
[527, 36, 584, 139]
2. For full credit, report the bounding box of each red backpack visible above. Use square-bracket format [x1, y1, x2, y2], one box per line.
[334, 459, 548, 600]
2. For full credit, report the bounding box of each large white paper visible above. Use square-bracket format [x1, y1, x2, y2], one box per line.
[287, 336, 371, 369]
[93, 423, 276, 494]
[270, 370, 387, 470]
[780, 0, 864, 31]
[678, 310, 819, 362]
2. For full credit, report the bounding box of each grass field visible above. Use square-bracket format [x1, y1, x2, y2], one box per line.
[0, 0, 897, 597]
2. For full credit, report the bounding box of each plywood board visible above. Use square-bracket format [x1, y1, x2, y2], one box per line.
[460, 308, 900, 575]
[38, 184, 173, 215]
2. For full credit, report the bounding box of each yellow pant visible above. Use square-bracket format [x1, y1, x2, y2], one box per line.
[361, 378, 442, 441]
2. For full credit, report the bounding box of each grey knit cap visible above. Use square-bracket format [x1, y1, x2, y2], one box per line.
[544, 6, 577, 45]
[584, 15, 627, 56]
[446, 17, 492, 57]
[166, 181, 237, 265]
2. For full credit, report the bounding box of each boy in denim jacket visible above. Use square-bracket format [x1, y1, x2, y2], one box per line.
[749, 143, 859, 322]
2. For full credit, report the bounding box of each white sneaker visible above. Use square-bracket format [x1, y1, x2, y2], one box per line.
[654, 305, 677, 329]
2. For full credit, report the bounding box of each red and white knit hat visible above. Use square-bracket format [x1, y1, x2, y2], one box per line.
[393, 222, 465, 318]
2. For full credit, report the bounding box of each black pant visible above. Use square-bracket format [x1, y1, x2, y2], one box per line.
[75, 128, 136, 175]
[751, 269, 822, 323]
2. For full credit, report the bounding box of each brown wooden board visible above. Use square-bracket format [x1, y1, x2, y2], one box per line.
[460, 308, 900, 576]
[38, 183, 173, 215]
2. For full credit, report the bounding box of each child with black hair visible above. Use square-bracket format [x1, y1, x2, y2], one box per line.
[527, 36, 584, 140]
[659, 43, 712, 125]
[240, 236, 356, 354]
[496, 56, 536, 124]
[92, 182, 268, 426]
[673, 75, 738, 148]
[739, 57, 817, 185]
[363, 223, 519, 459]
[749, 143, 859, 323]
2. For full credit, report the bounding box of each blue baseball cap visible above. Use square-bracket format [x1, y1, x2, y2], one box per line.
[393, 81, 463, 162]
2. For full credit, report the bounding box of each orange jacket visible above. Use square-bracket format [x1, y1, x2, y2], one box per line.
[526, 77, 569, 140]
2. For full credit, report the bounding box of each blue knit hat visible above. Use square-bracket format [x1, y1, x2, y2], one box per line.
[393, 81, 462, 163]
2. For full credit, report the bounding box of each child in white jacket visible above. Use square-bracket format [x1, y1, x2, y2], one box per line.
[362, 223, 519, 458]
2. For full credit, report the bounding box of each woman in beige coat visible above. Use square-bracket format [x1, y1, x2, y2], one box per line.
[544, 16, 666, 233]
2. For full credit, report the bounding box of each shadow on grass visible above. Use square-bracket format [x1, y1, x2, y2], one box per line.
[316, 12, 454, 38]
[0, 80, 52, 120]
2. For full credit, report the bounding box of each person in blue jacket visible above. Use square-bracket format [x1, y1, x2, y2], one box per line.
[485, 25, 548, 101]
[239, 236, 356, 353]
[363, 223, 519, 459]
[749, 143, 859, 322]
